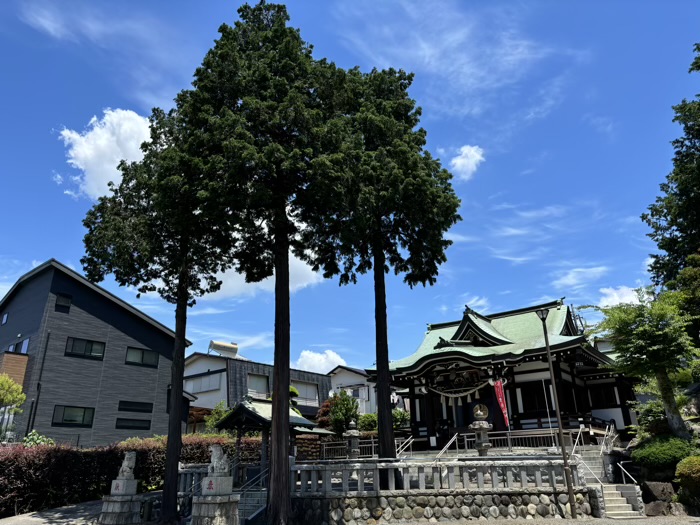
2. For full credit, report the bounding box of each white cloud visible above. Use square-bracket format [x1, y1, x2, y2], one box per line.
[334, 1, 576, 117]
[187, 327, 274, 352]
[445, 231, 479, 243]
[59, 109, 150, 199]
[598, 286, 639, 307]
[450, 145, 485, 181]
[515, 205, 567, 219]
[51, 173, 63, 185]
[204, 254, 324, 301]
[19, 1, 194, 109]
[293, 350, 346, 374]
[642, 256, 654, 275]
[553, 266, 608, 290]
[493, 227, 532, 237]
[459, 294, 490, 313]
[583, 114, 616, 141]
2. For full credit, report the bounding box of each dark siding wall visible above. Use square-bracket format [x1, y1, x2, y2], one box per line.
[19, 269, 175, 446]
[226, 359, 332, 414]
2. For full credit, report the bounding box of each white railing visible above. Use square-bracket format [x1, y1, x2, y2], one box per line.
[571, 425, 585, 456]
[320, 437, 413, 460]
[397, 436, 414, 457]
[599, 423, 618, 455]
[461, 429, 574, 452]
[618, 461, 638, 485]
[291, 456, 581, 495]
[434, 433, 459, 463]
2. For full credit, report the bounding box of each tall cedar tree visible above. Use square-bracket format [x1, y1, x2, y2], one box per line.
[592, 289, 696, 439]
[302, 68, 461, 461]
[185, 4, 343, 522]
[643, 43, 700, 285]
[82, 105, 238, 524]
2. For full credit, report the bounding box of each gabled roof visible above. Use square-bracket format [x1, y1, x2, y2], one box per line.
[387, 300, 595, 375]
[0, 259, 188, 344]
[216, 398, 315, 430]
[328, 365, 369, 377]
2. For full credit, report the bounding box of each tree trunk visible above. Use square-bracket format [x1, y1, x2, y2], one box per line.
[161, 268, 189, 524]
[656, 369, 690, 439]
[373, 248, 396, 460]
[268, 208, 291, 524]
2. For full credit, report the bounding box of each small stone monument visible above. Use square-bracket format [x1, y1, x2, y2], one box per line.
[191, 444, 240, 525]
[99, 452, 141, 525]
[468, 403, 493, 456]
[343, 420, 360, 460]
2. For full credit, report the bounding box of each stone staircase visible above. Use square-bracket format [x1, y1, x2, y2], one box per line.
[237, 488, 267, 524]
[577, 446, 643, 519]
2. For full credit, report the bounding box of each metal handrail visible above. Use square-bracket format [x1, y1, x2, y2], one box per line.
[238, 468, 269, 493]
[578, 458, 604, 485]
[397, 436, 414, 456]
[599, 424, 610, 456]
[571, 425, 584, 456]
[618, 461, 638, 485]
[433, 433, 459, 463]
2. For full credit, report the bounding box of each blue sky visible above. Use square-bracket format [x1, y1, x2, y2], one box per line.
[1, 1, 698, 373]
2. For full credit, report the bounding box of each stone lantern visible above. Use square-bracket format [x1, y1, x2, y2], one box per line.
[468, 403, 492, 456]
[343, 419, 360, 460]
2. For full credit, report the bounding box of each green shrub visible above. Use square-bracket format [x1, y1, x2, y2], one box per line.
[22, 430, 55, 448]
[631, 436, 693, 472]
[677, 456, 700, 494]
[691, 360, 700, 383]
[329, 391, 359, 435]
[358, 413, 378, 432]
[392, 408, 410, 429]
[672, 368, 694, 388]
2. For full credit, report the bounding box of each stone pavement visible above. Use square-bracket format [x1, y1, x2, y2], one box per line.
[0, 500, 102, 525]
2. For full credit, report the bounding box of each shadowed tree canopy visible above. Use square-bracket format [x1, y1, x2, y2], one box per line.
[183, 3, 345, 522]
[301, 67, 461, 461]
[81, 103, 239, 524]
[590, 289, 697, 439]
[643, 43, 700, 285]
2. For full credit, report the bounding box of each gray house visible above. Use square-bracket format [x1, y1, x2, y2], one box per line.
[184, 349, 332, 425]
[0, 259, 191, 447]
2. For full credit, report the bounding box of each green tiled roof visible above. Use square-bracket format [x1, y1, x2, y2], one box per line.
[388, 302, 585, 374]
[216, 398, 316, 430]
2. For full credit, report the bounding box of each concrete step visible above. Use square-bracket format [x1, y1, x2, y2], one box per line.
[602, 497, 628, 505]
[605, 504, 633, 512]
[606, 511, 644, 519]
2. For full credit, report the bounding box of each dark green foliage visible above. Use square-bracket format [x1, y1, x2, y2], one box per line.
[301, 67, 461, 460]
[676, 455, 700, 505]
[634, 399, 671, 436]
[204, 401, 233, 433]
[643, 44, 700, 285]
[392, 408, 410, 429]
[329, 391, 360, 436]
[358, 413, 378, 432]
[631, 436, 693, 471]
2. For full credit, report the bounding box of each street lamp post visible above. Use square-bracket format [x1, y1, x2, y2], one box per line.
[536, 307, 578, 519]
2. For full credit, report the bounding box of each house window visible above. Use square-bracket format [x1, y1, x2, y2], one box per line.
[291, 380, 319, 407]
[247, 374, 270, 399]
[65, 337, 105, 360]
[125, 347, 159, 368]
[55, 294, 72, 311]
[118, 401, 153, 413]
[8, 338, 29, 354]
[115, 418, 151, 430]
[52, 405, 95, 427]
[184, 373, 222, 394]
[1, 313, 7, 325]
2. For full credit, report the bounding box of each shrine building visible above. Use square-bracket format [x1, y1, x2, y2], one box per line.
[382, 300, 637, 450]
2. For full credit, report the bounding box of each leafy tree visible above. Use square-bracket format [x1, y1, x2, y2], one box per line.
[0, 373, 25, 413]
[643, 44, 700, 285]
[302, 68, 461, 459]
[82, 104, 238, 523]
[591, 289, 697, 439]
[358, 413, 378, 432]
[204, 401, 233, 433]
[669, 252, 700, 347]
[329, 390, 359, 436]
[185, 4, 344, 521]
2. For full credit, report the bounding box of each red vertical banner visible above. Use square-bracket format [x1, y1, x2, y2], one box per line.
[494, 380, 509, 427]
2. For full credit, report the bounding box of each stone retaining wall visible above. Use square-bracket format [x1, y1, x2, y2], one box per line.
[290, 489, 593, 524]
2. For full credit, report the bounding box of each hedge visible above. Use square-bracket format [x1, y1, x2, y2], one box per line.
[677, 455, 700, 504]
[0, 434, 267, 518]
[630, 435, 694, 473]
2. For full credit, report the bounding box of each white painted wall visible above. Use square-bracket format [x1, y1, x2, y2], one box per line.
[184, 354, 228, 409]
[330, 368, 376, 414]
[591, 408, 626, 430]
